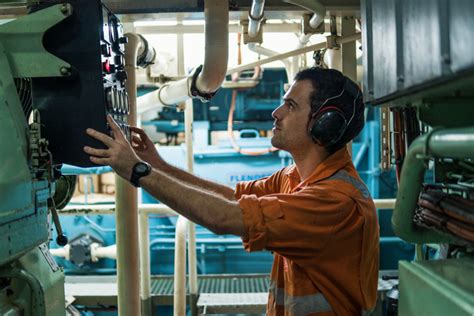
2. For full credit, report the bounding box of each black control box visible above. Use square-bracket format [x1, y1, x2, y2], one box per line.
[30, 0, 130, 167]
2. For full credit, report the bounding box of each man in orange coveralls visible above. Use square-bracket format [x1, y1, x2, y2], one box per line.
[85, 67, 379, 315]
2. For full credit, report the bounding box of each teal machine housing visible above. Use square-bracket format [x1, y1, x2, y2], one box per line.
[0, 4, 72, 315]
[0, 0, 131, 314]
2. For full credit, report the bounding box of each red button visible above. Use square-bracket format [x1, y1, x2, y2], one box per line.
[103, 60, 111, 73]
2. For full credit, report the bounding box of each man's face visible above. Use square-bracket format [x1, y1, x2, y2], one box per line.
[271, 80, 314, 152]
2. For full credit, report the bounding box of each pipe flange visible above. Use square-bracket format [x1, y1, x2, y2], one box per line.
[189, 65, 218, 102]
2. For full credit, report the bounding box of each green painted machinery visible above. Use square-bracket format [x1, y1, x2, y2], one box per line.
[0, 4, 73, 315]
[363, 0, 474, 315]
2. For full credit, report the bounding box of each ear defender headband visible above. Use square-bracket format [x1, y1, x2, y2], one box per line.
[308, 77, 361, 147]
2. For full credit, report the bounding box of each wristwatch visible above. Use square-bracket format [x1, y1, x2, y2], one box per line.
[130, 161, 151, 187]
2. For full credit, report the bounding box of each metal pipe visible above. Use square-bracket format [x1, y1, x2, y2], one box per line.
[283, 0, 326, 29]
[115, 32, 140, 316]
[174, 216, 188, 316]
[248, 0, 265, 38]
[227, 33, 361, 75]
[184, 99, 198, 315]
[195, 0, 229, 94]
[137, 0, 228, 114]
[60, 203, 177, 216]
[247, 43, 291, 80]
[49, 244, 70, 260]
[392, 127, 474, 243]
[90, 243, 117, 261]
[135, 23, 299, 35]
[139, 211, 152, 316]
[283, 0, 326, 79]
[0, 268, 45, 316]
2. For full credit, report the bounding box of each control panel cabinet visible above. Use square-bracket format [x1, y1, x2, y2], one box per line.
[30, 0, 130, 167]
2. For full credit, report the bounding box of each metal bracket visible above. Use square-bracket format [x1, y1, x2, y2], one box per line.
[302, 13, 325, 35]
[241, 19, 264, 45]
[0, 3, 72, 78]
[326, 35, 340, 50]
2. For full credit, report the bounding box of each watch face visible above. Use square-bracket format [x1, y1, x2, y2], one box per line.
[135, 163, 148, 173]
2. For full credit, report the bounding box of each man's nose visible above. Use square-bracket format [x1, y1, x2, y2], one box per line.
[272, 104, 284, 120]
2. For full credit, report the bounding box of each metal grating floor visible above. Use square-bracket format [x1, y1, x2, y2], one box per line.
[151, 274, 270, 295]
[65, 274, 269, 306]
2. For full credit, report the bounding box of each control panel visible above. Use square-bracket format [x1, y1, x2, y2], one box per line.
[30, 0, 130, 167]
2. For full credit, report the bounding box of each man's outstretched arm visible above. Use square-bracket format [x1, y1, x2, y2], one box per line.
[139, 167, 245, 236]
[130, 126, 236, 200]
[84, 115, 246, 237]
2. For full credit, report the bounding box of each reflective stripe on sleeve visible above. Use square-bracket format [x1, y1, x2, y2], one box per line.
[327, 170, 371, 199]
[269, 281, 333, 315]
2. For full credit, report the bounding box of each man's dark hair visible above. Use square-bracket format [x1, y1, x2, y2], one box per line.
[294, 67, 365, 153]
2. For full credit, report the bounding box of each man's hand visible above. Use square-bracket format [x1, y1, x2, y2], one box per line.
[130, 126, 165, 168]
[84, 115, 140, 181]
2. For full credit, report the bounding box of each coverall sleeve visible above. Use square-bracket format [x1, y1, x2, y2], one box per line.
[234, 168, 286, 198]
[238, 187, 361, 266]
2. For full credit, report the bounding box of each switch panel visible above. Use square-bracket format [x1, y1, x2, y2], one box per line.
[30, 0, 130, 167]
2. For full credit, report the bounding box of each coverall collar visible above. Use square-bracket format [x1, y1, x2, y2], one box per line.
[285, 147, 351, 189]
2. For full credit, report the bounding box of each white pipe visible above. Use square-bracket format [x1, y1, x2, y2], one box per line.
[374, 199, 397, 210]
[90, 243, 117, 262]
[49, 245, 70, 260]
[174, 216, 188, 316]
[196, 0, 229, 93]
[283, 0, 326, 79]
[248, 42, 291, 81]
[116, 32, 140, 316]
[134, 22, 300, 35]
[60, 203, 177, 216]
[139, 211, 152, 316]
[137, 0, 228, 115]
[248, 0, 265, 38]
[227, 33, 361, 75]
[184, 99, 198, 303]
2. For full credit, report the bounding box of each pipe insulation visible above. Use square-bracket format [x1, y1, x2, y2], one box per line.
[137, 0, 228, 115]
[115, 32, 140, 316]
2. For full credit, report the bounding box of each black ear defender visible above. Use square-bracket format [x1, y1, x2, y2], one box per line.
[308, 77, 360, 147]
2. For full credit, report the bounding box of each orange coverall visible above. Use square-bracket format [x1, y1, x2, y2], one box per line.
[235, 147, 380, 315]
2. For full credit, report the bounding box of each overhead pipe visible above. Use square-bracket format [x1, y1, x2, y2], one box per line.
[248, 0, 265, 38]
[248, 42, 292, 81]
[283, 0, 326, 78]
[392, 127, 474, 244]
[227, 33, 361, 75]
[115, 32, 141, 316]
[137, 0, 228, 115]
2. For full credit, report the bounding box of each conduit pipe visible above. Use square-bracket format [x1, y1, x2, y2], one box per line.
[115, 32, 140, 316]
[248, 0, 265, 38]
[283, 0, 326, 79]
[392, 127, 474, 244]
[90, 243, 117, 261]
[137, 0, 228, 115]
[184, 99, 198, 316]
[248, 42, 291, 81]
[174, 215, 188, 316]
[227, 33, 360, 75]
[60, 203, 177, 216]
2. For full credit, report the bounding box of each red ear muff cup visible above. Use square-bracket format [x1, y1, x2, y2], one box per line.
[309, 110, 348, 147]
